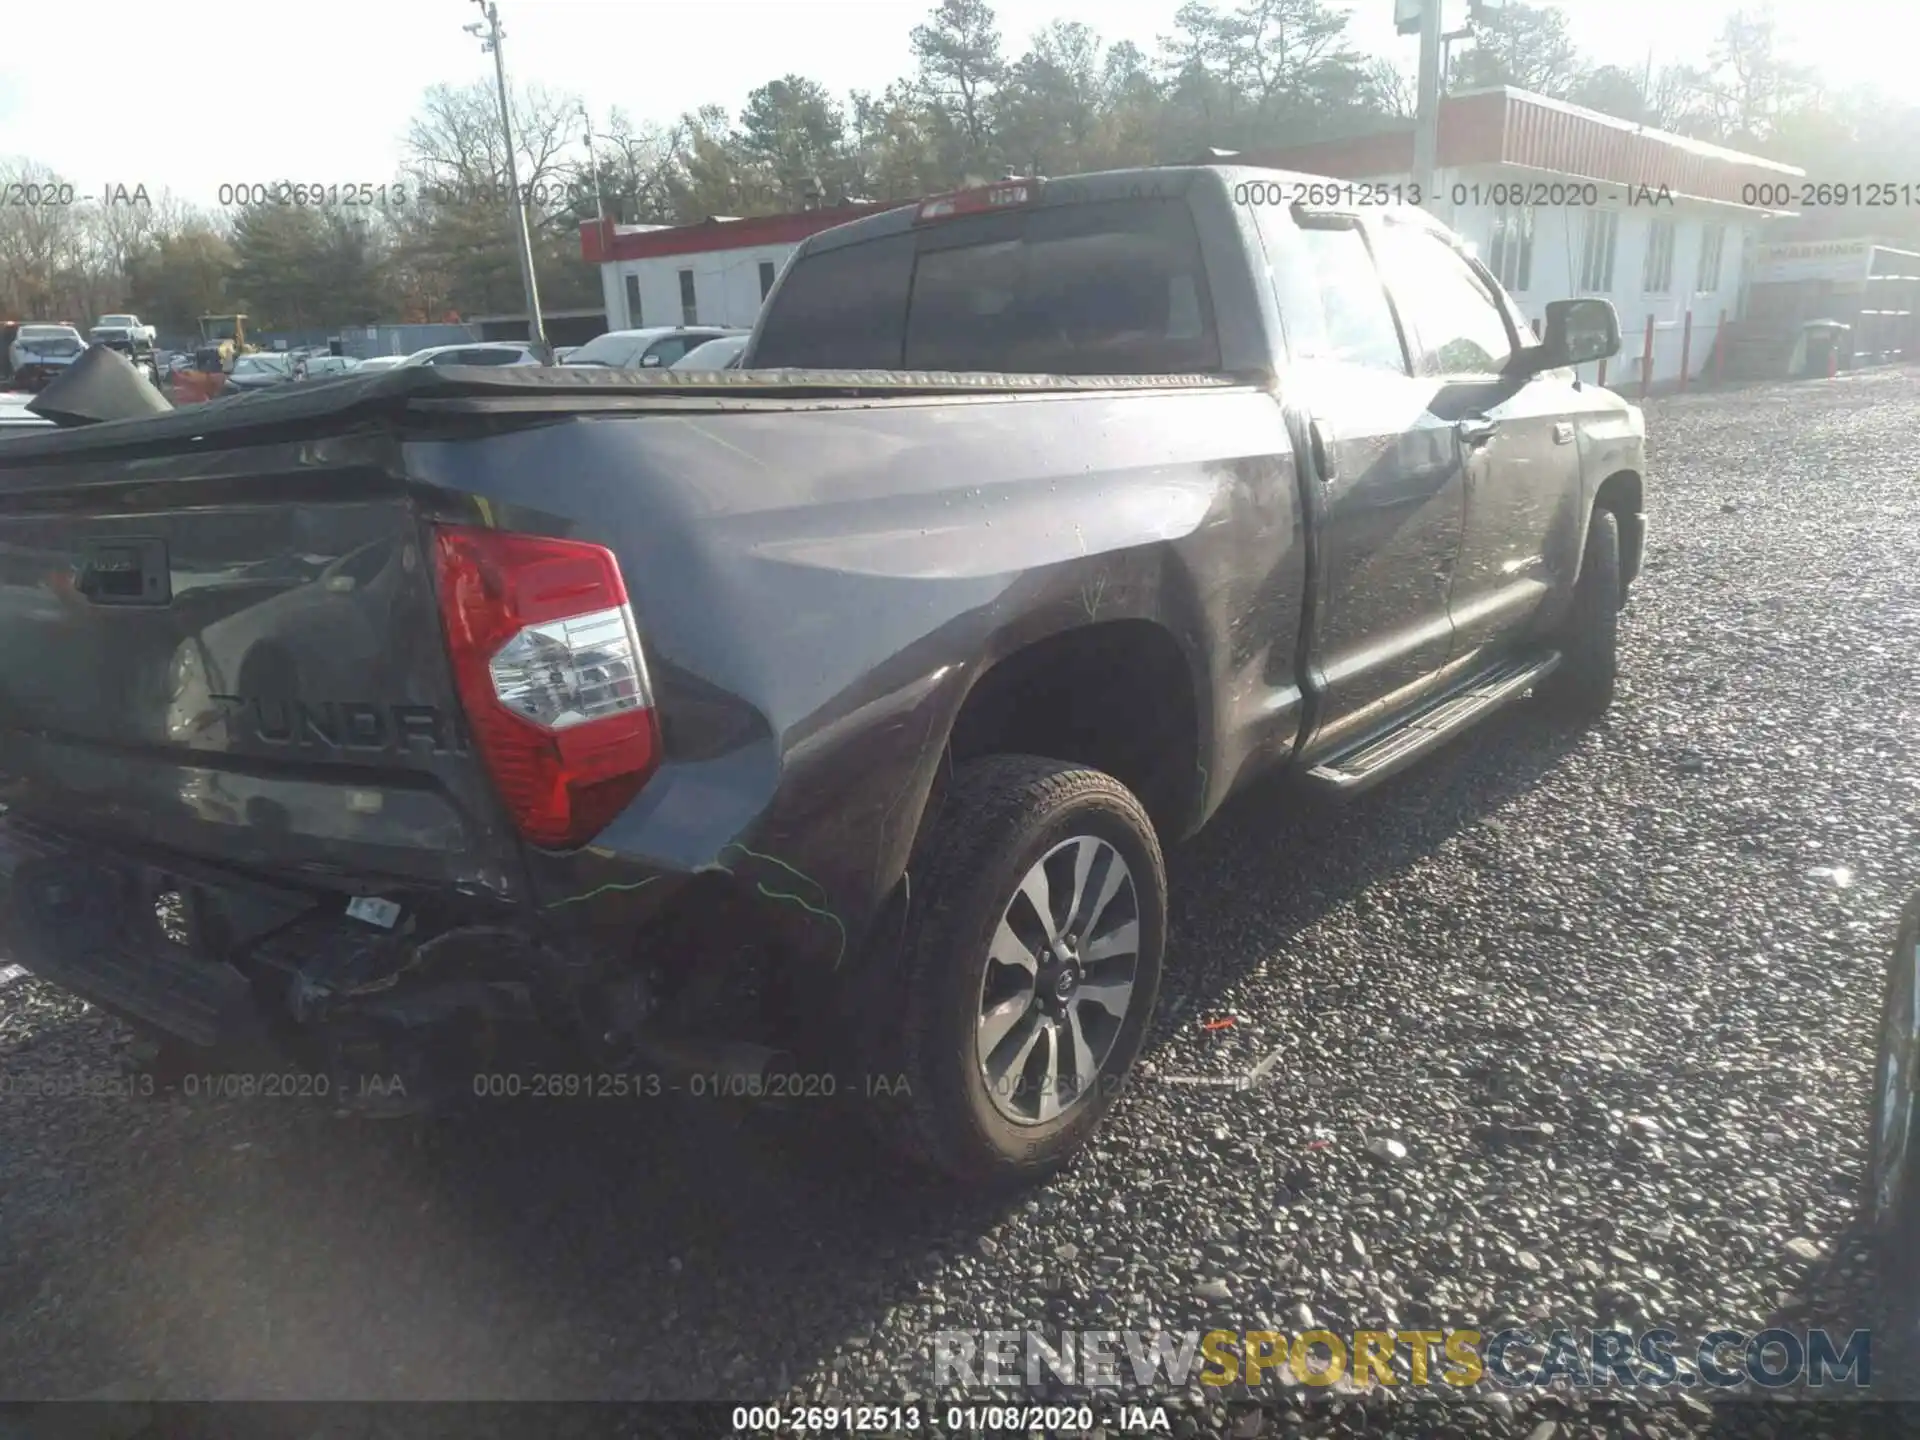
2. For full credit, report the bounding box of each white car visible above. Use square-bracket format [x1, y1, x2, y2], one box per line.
[8, 324, 85, 382]
[669, 334, 750, 371]
[95, 313, 157, 346]
[560, 326, 744, 371]
[402, 342, 545, 368]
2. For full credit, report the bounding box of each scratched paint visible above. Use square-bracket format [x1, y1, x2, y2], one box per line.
[542, 875, 661, 910]
[706, 842, 849, 969]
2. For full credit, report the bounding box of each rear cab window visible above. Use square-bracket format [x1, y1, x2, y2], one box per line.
[753, 197, 1221, 375]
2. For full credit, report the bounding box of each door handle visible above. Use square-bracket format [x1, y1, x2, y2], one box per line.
[1309, 419, 1337, 482]
[1456, 415, 1499, 447]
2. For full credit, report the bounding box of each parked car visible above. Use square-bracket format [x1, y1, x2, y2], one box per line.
[561, 326, 743, 370]
[5, 323, 86, 390]
[93, 313, 158, 347]
[295, 355, 363, 381]
[669, 334, 749, 371]
[0, 166, 1640, 1186]
[402, 342, 544, 368]
[353, 355, 408, 373]
[224, 352, 295, 393]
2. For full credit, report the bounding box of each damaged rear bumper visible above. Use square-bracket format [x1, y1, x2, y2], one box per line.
[0, 816, 545, 1111]
[0, 815, 796, 1110]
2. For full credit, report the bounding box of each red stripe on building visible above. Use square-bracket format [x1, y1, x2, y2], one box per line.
[1233, 87, 1803, 209]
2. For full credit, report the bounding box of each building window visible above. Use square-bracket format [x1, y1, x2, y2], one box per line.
[1578, 211, 1619, 294]
[759, 260, 777, 300]
[1487, 206, 1534, 294]
[624, 273, 642, 327]
[1696, 224, 1726, 293]
[1642, 218, 1676, 294]
[678, 268, 698, 325]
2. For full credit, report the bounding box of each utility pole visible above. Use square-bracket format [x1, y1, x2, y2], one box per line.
[581, 103, 607, 232]
[466, 0, 548, 360]
[1411, 0, 1446, 215]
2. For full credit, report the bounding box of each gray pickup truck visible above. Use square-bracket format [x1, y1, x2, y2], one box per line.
[0, 166, 1643, 1185]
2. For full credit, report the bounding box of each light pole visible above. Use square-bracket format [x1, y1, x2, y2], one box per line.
[1410, 0, 1445, 212]
[465, 0, 548, 359]
[1402, 0, 1504, 218]
[580, 103, 607, 233]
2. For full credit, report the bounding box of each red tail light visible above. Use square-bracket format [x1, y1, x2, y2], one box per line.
[431, 524, 661, 849]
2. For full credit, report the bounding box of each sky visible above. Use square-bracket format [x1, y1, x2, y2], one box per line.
[0, 0, 1904, 207]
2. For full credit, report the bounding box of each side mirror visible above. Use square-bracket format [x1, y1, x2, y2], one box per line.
[640, 352, 663, 368]
[1535, 298, 1621, 370]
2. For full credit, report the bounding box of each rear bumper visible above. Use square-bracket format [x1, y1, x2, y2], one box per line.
[9, 363, 71, 392]
[0, 819, 278, 1056]
[0, 816, 542, 1105]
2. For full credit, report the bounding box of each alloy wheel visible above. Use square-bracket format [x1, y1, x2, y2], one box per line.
[975, 834, 1141, 1126]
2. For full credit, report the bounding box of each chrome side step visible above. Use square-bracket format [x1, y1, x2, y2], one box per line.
[1303, 652, 1562, 794]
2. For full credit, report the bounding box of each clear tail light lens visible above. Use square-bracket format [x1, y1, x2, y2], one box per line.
[431, 524, 661, 849]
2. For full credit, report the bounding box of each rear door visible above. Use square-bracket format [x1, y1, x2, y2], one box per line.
[1369, 220, 1583, 659]
[1255, 212, 1466, 758]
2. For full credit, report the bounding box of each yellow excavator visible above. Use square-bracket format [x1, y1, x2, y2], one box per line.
[173, 314, 253, 403]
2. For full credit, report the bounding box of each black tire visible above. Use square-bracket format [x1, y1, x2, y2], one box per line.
[870, 755, 1167, 1187]
[1868, 898, 1920, 1301]
[1536, 507, 1621, 719]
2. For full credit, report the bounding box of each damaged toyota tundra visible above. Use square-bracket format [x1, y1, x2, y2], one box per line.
[0, 166, 1645, 1186]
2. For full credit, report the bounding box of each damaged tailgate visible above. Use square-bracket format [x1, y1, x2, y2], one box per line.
[0, 426, 523, 900]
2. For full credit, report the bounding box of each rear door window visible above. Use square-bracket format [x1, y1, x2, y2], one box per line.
[642, 337, 696, 367]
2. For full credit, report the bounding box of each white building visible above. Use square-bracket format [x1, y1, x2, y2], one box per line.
[1243, 87, 1807, 390]
[581, 205, 892, 333]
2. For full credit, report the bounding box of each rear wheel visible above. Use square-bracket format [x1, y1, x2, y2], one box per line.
[1536, 507, 1621, 719]
[873, 755, 1166, 1186]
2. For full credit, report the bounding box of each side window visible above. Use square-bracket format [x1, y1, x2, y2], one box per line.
[1291, 224, 1407, 374]
[1373, 223, 1516, 377]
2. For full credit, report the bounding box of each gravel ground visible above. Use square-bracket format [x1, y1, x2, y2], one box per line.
[2, 370, 1917, 1433]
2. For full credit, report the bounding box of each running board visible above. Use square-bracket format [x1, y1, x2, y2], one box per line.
[1304, 653, 1563, 794]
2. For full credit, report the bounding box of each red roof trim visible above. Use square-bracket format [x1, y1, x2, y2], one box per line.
[582, 203, 898, 264]
[1237, 87, 1804, 209]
